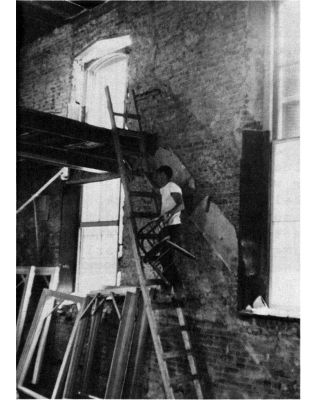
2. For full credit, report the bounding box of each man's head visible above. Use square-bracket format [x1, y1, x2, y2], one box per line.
[156, 165, 173, 187]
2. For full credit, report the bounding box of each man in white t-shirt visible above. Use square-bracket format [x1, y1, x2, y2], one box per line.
[155, 165, 184, 293]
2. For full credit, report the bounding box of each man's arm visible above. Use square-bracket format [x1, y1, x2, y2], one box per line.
[163, 192, 184, 221]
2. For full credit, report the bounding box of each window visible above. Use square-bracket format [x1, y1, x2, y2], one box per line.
[274, 0, 300, 139]
[239, 2, 300, 318]
[70, 38, 130, 294]
[76, 179, 124, 294]
[270, 1, 300, 317]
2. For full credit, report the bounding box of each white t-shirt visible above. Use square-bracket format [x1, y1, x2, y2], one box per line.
[160, 181, 183, 225]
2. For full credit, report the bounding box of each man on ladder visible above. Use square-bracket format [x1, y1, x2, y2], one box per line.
[155, 165, 185, 298]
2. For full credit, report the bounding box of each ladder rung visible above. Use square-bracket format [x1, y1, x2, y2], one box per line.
[132, 212, 159, 219]
[138, 233, 159, 240]
[163, 349, 191, 360]
[145, 279, 165, 286]
[152, 299, 185, 310]
[130, 191, 156, 198]
[170, 374, 200, 387]
[113, 112, 141, 120]
[158, 324, 189, 334]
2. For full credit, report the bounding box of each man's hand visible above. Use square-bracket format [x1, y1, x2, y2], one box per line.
[162, 212, 171, 222]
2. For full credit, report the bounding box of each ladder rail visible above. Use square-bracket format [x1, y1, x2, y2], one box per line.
[105, 86, 175, 399]
[105, 85, 204, 399]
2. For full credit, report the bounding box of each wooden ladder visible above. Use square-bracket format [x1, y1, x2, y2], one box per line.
[104, 86, 203, 399]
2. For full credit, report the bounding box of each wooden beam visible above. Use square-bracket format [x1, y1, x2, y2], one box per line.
[66, 172, 120, 185]
[17, 151, 107, 174]
[18, 142, 116, 173]
[18, 107, 146, 143]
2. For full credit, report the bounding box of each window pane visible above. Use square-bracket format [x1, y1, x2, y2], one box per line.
[279, 1, 300, 65]
[277, 1, 300, 139]
[269, 221, 300, 315]
[76, 226, 118, 294]
[282, 101, 300, 139]
[270, 139, 300, 316]
[281, 63, 299, 98]
[81, 179, 121, 222]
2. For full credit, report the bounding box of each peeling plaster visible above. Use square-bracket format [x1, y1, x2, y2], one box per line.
[190, 196, 238, 271]
[149, 146, 196, 190]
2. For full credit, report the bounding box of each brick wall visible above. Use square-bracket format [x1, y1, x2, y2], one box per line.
[18, 1, 299, 398]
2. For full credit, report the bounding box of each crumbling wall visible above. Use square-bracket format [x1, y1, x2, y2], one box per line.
[18, 1, 300, 398]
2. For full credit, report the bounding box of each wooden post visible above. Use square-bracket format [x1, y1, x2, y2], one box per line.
[104, 291, 139, 399]
[51, 295, 91, 399]
[17, 288, 48, 384]
[62, 296, 92, 398]
[16, 266, 36, 352]
[32, 267, 60, 384]
[122, 294, 149, 399]
[81, 299, 104, 394]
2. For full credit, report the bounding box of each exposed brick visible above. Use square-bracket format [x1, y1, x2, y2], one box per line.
[17, 1, 299, 399]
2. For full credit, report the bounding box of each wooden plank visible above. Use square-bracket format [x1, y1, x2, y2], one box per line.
[17, 150, 106, 174]
[17, 385, 49, 399]
[89, 286, 138, 296]
[45, 289, 85, 303]
[17, 288, 48, 384]
[104, 291, 139, 399]
[16, 266, 36, 352]
[18, 143, 114, 174]
[16, 266, 61, 276]
[32, 267, 60, 384]
[110, 292, 121, 320]
[80, 220, 119, 228]
[18, 107, 146, 143]
[66, 173, 120, 185]
[81, 301, 103, 394]
[62, 297, 92, 398]
[122, 295, 149, 399]
[51, 295, 88, 399]
[113, 112, 141, 120]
